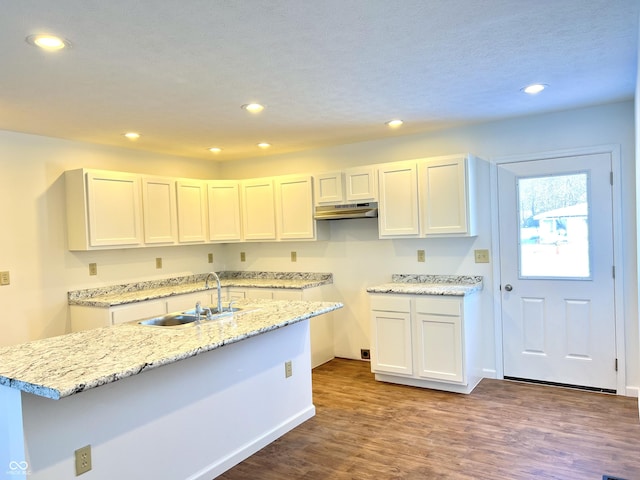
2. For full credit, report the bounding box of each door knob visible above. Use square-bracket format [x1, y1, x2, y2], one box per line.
[504, 284, 513, 292]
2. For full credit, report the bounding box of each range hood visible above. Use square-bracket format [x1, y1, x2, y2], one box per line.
[314, 202, 378, 220]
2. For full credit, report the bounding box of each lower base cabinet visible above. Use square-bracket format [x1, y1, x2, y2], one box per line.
[369, 293, 481, 394]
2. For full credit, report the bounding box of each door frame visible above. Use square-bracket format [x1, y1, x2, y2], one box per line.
[489, 144, 626, 395]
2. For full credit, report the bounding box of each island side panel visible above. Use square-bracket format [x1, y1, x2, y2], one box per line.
[1, 386, 28, 478]
[19, 320, 313, 480]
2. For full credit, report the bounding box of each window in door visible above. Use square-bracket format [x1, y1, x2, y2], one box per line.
[517, 172, 590, 279]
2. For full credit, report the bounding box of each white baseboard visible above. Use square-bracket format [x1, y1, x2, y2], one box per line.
[482, 368, 497, 379]
[624, 386, 639, 398]
[189, 405, 316, 480]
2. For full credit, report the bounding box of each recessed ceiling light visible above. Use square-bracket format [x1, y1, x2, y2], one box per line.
[208, 147, 222, 153]
[26, 34, 70, 51]
[522, 83, 547, 95]
[242, 103, 265, 114]
[123, 132, 141, 140]
[257, 142, 271, 149]
[386, 119, 404, 128]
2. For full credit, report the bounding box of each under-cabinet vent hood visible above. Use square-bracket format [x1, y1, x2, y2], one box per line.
[314, 202, 378, 220]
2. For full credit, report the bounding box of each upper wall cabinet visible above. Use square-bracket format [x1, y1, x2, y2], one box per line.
[313, 166, 377, 205]
[208, 180, 242, 242]
[66, 169, 144, 250]
[141, 176, 178, 245]
[176, 180, 208, 243]
[377, 161, 420, 238]
[377, 154, 478, 239]
[241, 178, 277, 241]
[418, 154, 477, 237]
[275, 175, 315, 240]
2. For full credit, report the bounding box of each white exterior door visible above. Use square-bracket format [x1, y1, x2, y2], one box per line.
[498, 153, 617, 391]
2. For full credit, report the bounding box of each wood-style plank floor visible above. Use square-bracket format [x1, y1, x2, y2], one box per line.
[217, 358, 640, 480]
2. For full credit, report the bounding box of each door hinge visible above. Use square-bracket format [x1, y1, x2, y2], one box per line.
[615, 358, 618, 372]
[610, 171, 613, 185]
[612, 265, 615, 279]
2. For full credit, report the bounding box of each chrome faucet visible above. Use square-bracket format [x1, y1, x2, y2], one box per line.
[204, 272, 223, 313]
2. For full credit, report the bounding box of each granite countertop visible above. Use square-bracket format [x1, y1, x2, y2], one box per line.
[0, 299, 342, 400]
[366, 274, 483, 296]
[68, 271, 333, 308]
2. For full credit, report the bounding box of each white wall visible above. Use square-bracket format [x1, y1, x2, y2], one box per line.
[0, 132, 222, 347]
[0, 101, 636, 392]
[218, 101, 638, 390]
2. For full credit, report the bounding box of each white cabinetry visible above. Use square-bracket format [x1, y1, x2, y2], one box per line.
[70, 299, 167, 331]
[226, 286, 334, 368]
[314, 166, 377, 205]
[275, 175, 316, 240]
[369, 293, 481, 393]
[141, 176, 178, 245]
[241, 178, 276, 241]
[208, 181, 242, 242]
[377, 154, 478, 239]
[377, 161, 419, 237]
[370, 296, 413, 375]
[418, 154, 477, 236]
[176, 180, 208, 243]
[66, 169, 144, 250]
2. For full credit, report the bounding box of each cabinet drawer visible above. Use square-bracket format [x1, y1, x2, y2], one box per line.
[370, 295, 411, 313]
[415, 297, 461, 316]
[111, 300, 167, 325]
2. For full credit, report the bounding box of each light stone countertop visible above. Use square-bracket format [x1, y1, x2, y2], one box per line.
[366, 274, 483, 296]
[68, 271, 333, 308]
[0, 299, 342, 400]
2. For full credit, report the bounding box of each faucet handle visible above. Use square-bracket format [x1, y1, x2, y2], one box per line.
[195, 301, 204, 314]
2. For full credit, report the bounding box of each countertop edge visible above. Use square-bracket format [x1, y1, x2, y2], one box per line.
[0, 301, 343, 400]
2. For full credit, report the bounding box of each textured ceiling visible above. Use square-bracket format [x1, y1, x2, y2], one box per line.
[0, 0, 638, 161]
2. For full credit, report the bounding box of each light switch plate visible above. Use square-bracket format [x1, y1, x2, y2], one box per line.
[208, 253, 214, 263]
[155, 257, 163, 269]
[89, 263, 97, 276]
[474, 249, 490, 263]
[417, 250, 426, 262]
[240, 252, 246, 262]
[291, 251, 297, 262]
[0, 271, 10, 286]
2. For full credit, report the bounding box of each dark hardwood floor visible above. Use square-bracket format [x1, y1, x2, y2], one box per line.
[218, 358, 640, 479]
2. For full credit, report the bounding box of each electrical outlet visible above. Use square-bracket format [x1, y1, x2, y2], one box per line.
[89, 263, 97, 276]
[155, 257, 163, 269]
[240, 252, 246, 262]
[208, 253, 214, 263]
[0, 271, 10, 286]
[75, 445, 92, 476]
[285, 360, 293, 378]
[474, 249, 490, 263]
[291, 251, 297, 262]
[417, 249, 426, 262]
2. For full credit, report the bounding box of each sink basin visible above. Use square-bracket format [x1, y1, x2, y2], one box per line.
[138, 314, 200, 327]
[182, 306, 243, 315]
[136, 307, 250, 327]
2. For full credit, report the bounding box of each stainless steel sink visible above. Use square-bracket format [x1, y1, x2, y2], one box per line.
[138, 314, 200, 327]
[136, 306, 247, 327]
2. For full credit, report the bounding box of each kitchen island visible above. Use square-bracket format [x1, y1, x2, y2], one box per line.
[0, 299, 342, 479]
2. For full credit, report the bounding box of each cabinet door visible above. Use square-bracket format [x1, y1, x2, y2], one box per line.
[377, 161, 419, 237]
[314, 172, 344, 205]
[86, 171, 143, 247]
[176, 180, 208, 243]
[345, 166, 377, 202]
[370, 305, 413, 376]
[241, 179, 276, 240]
[419, 155, 475, 236]
[110, 300, 167, 325]
[275, 175, 315, 240]
[272, 289, 302, 301]
[141, 176, 178, 245]
[166, 291, 214, 313]
[208, 181, 242, 242]
[415, 298, 464, 383]
[243, 288, 274, 299]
